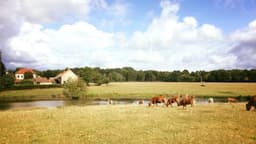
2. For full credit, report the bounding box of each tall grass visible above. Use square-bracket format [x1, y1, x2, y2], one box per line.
[0, 103, 255, 144]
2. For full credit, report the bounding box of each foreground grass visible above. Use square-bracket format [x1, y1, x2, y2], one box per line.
[0, 103, 255, 144]
[0, 82, 256, 101]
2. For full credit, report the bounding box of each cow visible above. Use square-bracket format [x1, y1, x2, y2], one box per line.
[148, 95, 167, 107]
[227, 97, 237, 103]
[178, 95, 195, 109]
[166, 96, 180, 107]
[208, 98, 214, 103]
[246, 96, 256, 111]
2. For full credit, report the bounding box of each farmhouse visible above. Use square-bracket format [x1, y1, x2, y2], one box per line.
[15, 68, 37, 83]
[33, 76, 53, 85]
[15, 68, 53, 85]
[52, 68, 78, 84]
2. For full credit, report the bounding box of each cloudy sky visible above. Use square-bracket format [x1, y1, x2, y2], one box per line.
[0, 0, 256, 71]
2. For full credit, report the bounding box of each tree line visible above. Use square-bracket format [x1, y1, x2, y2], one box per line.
[1, 65, 256, 88]
[37, 67, 256, 84]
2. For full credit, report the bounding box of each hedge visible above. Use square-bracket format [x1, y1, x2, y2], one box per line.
[0, 84, 62, 91]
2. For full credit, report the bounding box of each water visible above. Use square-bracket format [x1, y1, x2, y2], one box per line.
[0, 97, 247, 110]
[0, 99, 145, 110]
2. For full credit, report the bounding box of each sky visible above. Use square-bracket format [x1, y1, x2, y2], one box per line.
[0, 0, 256, 71]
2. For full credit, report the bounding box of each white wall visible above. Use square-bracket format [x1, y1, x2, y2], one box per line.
[15, 74, 24, 80]
[61, 70, 78, 84]
[15, 73, 36, 80]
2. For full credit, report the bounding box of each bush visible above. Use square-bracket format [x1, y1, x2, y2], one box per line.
[0, 74, 15, 90]
[63, 78, 87, 99]
[19, 79, 34, 86]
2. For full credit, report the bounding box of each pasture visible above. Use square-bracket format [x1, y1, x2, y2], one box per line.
[0, 82, 255, 101]
[0, 103, 255, 144]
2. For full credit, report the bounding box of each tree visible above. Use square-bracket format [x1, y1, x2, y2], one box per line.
[24, 72, 34, 79]
[144, 71, 156, 81]
[63, 78, 87, 99]
[103, 77, 110, 85]
[136, 70, 145, 81]
[0, 74, 15, 90]
[108, 71, 125, 81]
[0, 57, 5, 77]
[120, 67, 137, 81]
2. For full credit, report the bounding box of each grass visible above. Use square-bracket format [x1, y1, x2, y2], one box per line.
[0, 103, 255, 144]
[0, 82, 256, 101]
[0, 88, 64, 101]
[88, 82, 256, 99]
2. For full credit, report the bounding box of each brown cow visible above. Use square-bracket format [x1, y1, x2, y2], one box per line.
[148, 95, 166, 107]
[246, 96, 256, 111]
[178, 95, 195, 109]
[227, 97, 237, 103]
[166, 96, 179, 107]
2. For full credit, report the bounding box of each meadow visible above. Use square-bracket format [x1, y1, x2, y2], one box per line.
[0, 103, 255, 144]
[0, 82, 255, 101]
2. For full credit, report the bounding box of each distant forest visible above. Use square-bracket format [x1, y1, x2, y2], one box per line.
[32, 67, 256, 84]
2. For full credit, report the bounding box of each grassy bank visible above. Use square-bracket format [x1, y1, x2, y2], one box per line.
[0, 82, 255, 101]
[0, 103, 255, 144]
[0, 88, 64, 101]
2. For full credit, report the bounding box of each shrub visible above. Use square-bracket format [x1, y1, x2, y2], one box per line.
[0, 74, 15, 90]
[63, 78, 87, 99]
[19, 79, 34, 86]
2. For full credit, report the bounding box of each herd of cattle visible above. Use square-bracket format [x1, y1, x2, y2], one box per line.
[148, 95, 195, 109]
[145, 95, 256, 111]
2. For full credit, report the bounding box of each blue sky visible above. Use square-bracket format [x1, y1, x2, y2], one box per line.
[43, 0, 256, 34]
[76, 0, 256, 33]
[0, 0, 256, 71]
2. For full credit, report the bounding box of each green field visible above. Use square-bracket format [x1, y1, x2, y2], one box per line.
[0, 103, 255, 144]
[0, 82, 256, 101]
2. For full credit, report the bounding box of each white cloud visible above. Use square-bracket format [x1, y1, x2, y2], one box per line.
[125, 1, 231, 70]
[231, 20, 256, 42]
[229, 19, 256, 69]
[7, 21, 118, 69]
[21, 0, 92, 23]
[249, 20, 256, 28]
[183, 17, 198, 28]
[3, 0, 255, 71]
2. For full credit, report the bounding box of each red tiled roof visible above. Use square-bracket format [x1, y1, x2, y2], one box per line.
[15, 68, 35, 74]
[34, 77, 52, 83]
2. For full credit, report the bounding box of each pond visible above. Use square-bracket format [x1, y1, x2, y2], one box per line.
[0, 99, 141, 110]
[0, 97, 248, 110]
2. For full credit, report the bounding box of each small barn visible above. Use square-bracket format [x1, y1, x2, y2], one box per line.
[33, 76, 53, 85]
[52, 68, 78, 84]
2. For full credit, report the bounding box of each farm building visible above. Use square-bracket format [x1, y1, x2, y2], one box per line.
[15, 68, 37, 83]
[51, 68, 78, 84]
[33, 76, 53, 85]
[15, 68, 53, 85]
